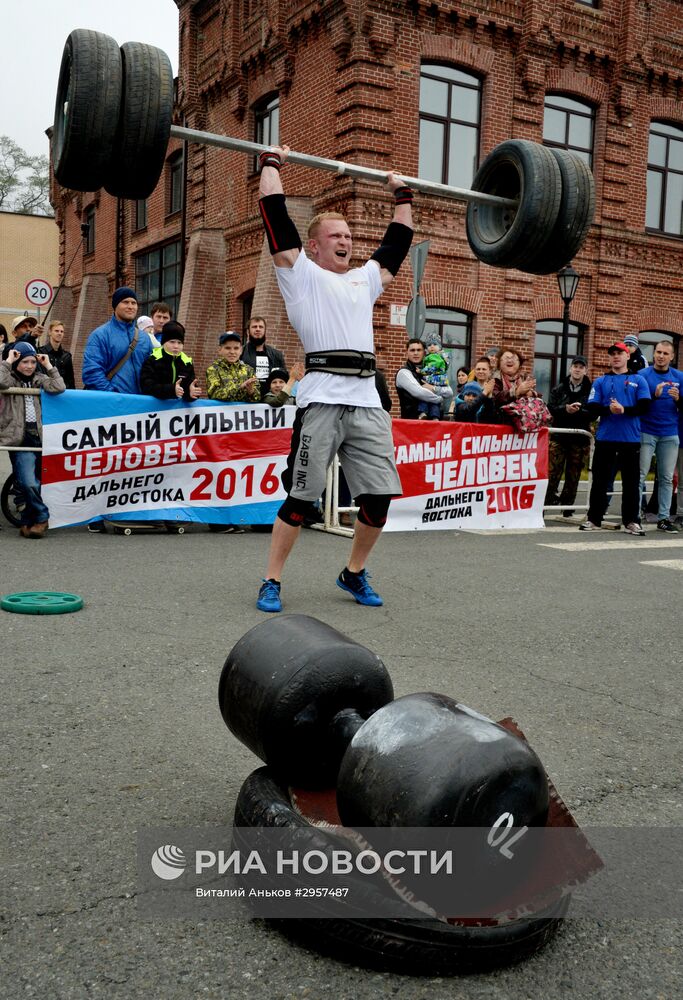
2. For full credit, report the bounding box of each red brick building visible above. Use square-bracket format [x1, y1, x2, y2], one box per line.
[52, 0, 683, 398]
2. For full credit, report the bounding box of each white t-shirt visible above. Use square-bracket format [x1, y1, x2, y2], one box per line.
[275, 251, 383, 408]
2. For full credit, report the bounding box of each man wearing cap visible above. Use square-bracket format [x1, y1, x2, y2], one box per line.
[581, 342, 651, 534]
[240, 316, 286, 385]
[546, 356, 593, 517]
[81, 287, 152, 394]
[637, 340, 682, 533]
[624, 334, 648, 373]
[2, 316, 44, 361]
[205, 332, 261, 403]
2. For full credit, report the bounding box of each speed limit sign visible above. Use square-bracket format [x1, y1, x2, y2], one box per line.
[25, 278, 54, 307]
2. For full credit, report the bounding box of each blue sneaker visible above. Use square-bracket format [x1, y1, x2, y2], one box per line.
[336, 568, 383, 607]
[256, 578, 282, 613]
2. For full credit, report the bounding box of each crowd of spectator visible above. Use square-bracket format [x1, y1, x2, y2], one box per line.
[1, 290, 681, 539]
[395, 336, 682, 533]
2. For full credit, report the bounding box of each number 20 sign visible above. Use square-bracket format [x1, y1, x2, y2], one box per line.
[25, 278, 54, 307]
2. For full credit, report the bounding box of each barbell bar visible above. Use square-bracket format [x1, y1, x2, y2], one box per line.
[168, 125, 518, 209]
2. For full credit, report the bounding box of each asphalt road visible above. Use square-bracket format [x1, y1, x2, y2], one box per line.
[2, 480, 681, 999]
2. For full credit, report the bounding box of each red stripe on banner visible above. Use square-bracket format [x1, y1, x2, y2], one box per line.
[392, 421, 549, 499]
[42, 428, 293, 484]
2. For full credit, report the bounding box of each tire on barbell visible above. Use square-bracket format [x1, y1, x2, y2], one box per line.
[219, 615, 394, 787]
[52, 30, 123, 192]
[517, 149, 595, 275]
[234, 767, 569, 976]
[104, 41, 174, 200]
[465, 140, 562, 270]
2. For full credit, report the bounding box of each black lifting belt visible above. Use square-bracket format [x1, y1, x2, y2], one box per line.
[305, 350, 377, 378]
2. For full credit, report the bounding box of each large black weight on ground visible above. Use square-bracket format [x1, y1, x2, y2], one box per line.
[221, 616, 549, 833]
[219, 614, 394, 787]
[336, 693, 549, 829]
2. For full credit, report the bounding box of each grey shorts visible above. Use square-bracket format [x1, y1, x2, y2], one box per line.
[283, 403, 402, 502]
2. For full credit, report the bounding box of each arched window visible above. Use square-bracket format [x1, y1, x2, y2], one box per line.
[418, 65, 481, 189]
[638, 331, 680, 366]
[533, 319, 585, 400]
[543, 95, 595, 167]
[646, 121, 683, 235]
[422, 307, 473, 400]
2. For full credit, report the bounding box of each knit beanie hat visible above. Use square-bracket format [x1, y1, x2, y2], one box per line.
[137, 315, 154, 332]
[160, 320, 186, 345]
[265, 367, 290, 392]
[112, 286, 138, 310]
[461, 381, 483, 396]
[623, 335, 639, 347]
[11, 340, 37, 372]
[424, 332, 442, 349]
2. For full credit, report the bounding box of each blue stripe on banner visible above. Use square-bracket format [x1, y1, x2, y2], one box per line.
[71, 500, 281, 529]
[41, 390, 235, 424]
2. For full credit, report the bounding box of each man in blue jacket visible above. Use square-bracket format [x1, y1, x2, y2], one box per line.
[82, 287, 151, 394]
[580, 341, 651, 534]
[638, 340, 682, 533]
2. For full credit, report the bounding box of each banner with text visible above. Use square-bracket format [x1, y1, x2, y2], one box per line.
[384, 420, 548, 531]
[41, 391, 296, 528]
[40, 395, 547, 531]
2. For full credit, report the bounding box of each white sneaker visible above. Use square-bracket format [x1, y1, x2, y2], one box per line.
[623, 522, 645, 536]
[578, 520, 600, 531]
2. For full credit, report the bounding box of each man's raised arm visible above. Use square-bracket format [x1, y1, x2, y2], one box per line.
[371, 172, 414, 290]
[258, 145, 302, 270]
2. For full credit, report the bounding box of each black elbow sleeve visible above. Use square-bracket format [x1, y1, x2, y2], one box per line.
[259, 194, 303, 255]
[370, 221, 413, 276]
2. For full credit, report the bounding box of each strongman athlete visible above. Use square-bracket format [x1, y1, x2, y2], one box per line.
[256, 144, 414, 612]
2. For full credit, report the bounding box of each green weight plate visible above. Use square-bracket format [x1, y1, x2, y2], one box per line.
[1, 591, 84, 615]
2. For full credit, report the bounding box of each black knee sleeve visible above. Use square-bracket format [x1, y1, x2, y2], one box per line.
[278, 495, 317, 527]
[356, 494, 392, 528]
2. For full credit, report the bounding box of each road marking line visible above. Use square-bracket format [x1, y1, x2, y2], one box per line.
[639, 559, 683, 571]
[538, 539, 683, 552]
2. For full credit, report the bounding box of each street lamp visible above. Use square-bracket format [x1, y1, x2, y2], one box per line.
[557, 264, 580, 382]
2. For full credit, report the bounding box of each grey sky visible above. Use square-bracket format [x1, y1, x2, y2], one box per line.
[1, 0, 179, 159]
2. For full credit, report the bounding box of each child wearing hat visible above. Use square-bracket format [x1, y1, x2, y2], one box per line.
[418, 335, 453, 419]
[262, 363, 304, 406]
[624, 334, 648, 374]
[139, 321, 202, 401]
[206, 332, 261, 403]
[0, 342, 66, 537]
[453, 380, 496, 423]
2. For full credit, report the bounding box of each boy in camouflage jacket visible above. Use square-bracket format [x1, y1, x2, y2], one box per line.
[206, 332, 261, 403]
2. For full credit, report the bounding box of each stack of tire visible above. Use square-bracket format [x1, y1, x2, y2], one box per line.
[219, 616, 585, 975]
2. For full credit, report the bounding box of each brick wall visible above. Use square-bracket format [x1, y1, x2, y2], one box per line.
[52, 0, 683, 397]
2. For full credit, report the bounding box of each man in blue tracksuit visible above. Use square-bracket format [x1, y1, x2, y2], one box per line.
[638, 340, 682, 533]
[82, 287, 152, 394]
[581, 341, 651, 534]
